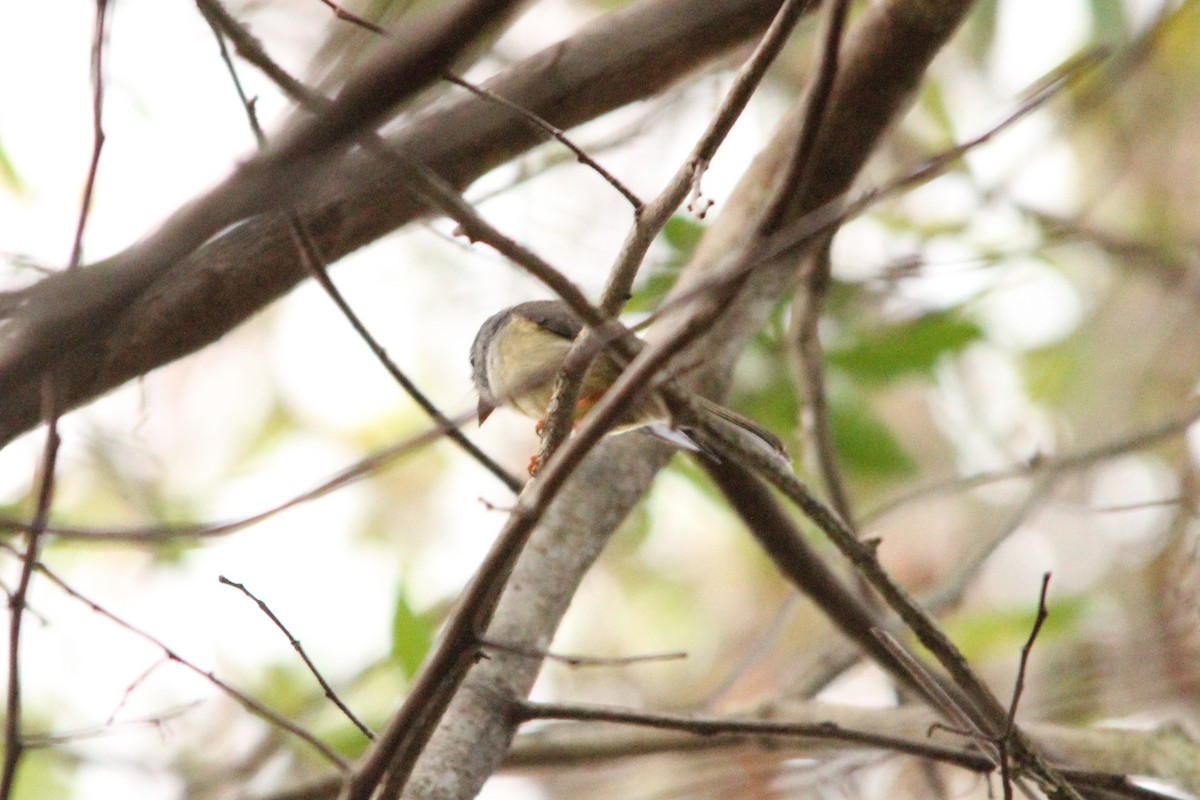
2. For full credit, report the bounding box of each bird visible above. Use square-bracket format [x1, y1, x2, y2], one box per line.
[469, 299, 786, 469]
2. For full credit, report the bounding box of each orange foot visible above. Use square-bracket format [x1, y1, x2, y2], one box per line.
[527, 452, 542, 476]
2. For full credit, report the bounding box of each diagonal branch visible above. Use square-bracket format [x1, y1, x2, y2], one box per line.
[0, 0, 793, 449]
[385, 3, 987, 800]
[0, 0, 524, 438]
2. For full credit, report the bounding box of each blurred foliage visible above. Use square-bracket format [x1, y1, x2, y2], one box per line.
[12, 750, 71, 800]
[826, 312, 984, 386]
[826, 387, 918, 479]
[947, 594, 1089, 663]
[389, 590, 435, 680]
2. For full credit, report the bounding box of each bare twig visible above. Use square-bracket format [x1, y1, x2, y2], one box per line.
[0, 0, 526, 433]
[220, 576, 375, 742]
[315, 0, 651, 223]
[312, 0, 645, 212]
[314, 0, 388, 35]
[502, 702, 1197, 800]
[0, 412, 468, 543]
[999, 573, 1053, 800]
[863, 399, 1200, 525]
[511, 698, 996, 773]
[27, 702, 202, 748]
[683, 402, 1084, 800]
[754, 47, 1109, 267]
[0, 548, 350, 771]
[0, 382, 61, 800]
[791, 238, 856, 527]
[477, 637, 686, 667]
[535, 0, 813, 469]
[68, 0, 110, 271]
[106, 656, 170, 725]
[600, 0, 814, 312]
[0, 1, 112, 782]
[761, 0, 849, 234]
[873, 629, 996, 759]
[776, 0, 857, 526]
[444, 74, 643, 211]
[198, 0, 524, 494]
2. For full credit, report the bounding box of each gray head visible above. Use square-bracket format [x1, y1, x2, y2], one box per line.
[470, 306, 515, 423]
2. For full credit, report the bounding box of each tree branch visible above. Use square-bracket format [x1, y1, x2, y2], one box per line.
[0, 0, 792, 448]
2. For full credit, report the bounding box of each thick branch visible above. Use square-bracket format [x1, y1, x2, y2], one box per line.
[0, 0, 790, 447]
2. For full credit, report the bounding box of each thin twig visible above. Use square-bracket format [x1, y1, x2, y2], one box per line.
[106, 656, 170, 725]
[220, 576, 376, 741]
[779, 0, 855, 522]
[0, 2, 111, 784]
[0, 381, 61, 800]
[511, 699, 996, 773]
[999, 573, 1053, 800]
[198, 0, 524, 494]
[681, 401, 1084, 800]
[622, 47, 1109, 351]
[756, 47, 1109, 266]
[600, 0, 813, 312]
[444, 74, 643, 211]
[311, 0, 646, 217]
[314, 0, 388, 34]
[27, 702, 202, 748]
[14, 304, 1117, 539]
[0, 416, 466, 543]
[863, 399, 1200, 525]
[872, 629, 996, 761]
[792, 238, 857, 527]
[477, 637, 686, 668]
[67, 0, 110, 271]
[310, 0, 644, 212]
[761, 0, 849, 234]
[0, 548, 350, 771]
[535, 0, 812, 470]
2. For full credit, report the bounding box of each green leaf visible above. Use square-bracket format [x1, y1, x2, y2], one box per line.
[827, 312, 983, 385]
[390, 592, 433, 680]
[625, 262, 681, 313]
[829, 394, 917, 479]
[661, 215, 706, 255]
[627, 215, 705, 313]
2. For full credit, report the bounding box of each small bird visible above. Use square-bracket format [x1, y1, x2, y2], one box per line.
[469, 300, 785, 465]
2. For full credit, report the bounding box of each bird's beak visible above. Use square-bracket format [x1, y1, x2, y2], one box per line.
[477, 398, 495, 425]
